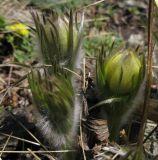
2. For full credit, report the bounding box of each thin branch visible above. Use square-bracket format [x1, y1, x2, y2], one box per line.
[0, 150, 76, 153]
[143, 124, 158, 143]
[0, 133, 12, 157]
[78, 0, 105, 11]
[0, 132, 40, 146]
[137, 0, 154, 147]
[27, 148, 41, 160]
[63, 67, 81, 79]
[0, 90, 8, 104]
[2, 63, 158, 70]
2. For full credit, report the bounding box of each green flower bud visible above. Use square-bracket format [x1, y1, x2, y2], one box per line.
[32, 12, 79, 68]
[44, 16, 78, 56]
[57, 17, 78, 55]
[97, 50, 145, 97]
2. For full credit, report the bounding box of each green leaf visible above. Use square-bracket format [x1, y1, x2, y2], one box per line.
[89, 97, 122, 111]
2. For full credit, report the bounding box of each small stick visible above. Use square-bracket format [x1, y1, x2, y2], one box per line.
[143, 124, 158, 143]
[0, 132, 40, 146]
[27, 148, 41, 160]
[0, 150, 76, 153]
[0, 133, 12, 157]
[78, 0, 105, 11]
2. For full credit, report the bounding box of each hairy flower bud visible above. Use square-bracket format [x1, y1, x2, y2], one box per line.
[96, 48, 145, 141]
[32, 12, 79, 68]
[44, 16, 78, 56]
[29, 11, 83, 159]
[104, 51, 142, 96]
[57, 17, 78, 55]
[97, 49, 145, 97]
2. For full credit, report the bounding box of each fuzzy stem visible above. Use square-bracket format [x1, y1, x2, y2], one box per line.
[137, 0, 154, 147]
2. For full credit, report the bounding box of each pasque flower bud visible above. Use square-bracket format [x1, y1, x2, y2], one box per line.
[56, 17, 78, 56]
[29, 11, 83, 159]
[103, 51, 143, 96]
[96, 48, 145, 141]
[32, 12, 78, 68]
